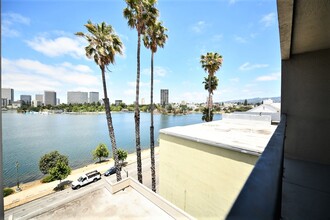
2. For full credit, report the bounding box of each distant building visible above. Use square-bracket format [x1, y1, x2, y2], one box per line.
[115, 100, 122, 106]
[67, 91, 88, 104]
[32, 100, 42, 107]
[35, 94, 43, 104]
[57, 98, 60, 105]
[141, 98, 145, 105]
[89, 92, 99, 103]
[44, 91, 56, 106]
[160, 89, 169, 106]
[1, 99, 8, 108]
[2, 88, 14, 105]
[20, 95, 32, 106]
[12, 100, 23, 109]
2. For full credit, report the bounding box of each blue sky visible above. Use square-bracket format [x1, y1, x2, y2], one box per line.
[2, 0, 281, 104]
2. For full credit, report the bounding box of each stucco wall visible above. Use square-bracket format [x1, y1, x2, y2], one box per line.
[282, 48, 330, 164]
[159, 133, 258, 220]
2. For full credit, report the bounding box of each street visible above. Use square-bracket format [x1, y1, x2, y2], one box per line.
[5, 154, 159, 220]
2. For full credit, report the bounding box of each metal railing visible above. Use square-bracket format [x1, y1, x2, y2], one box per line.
[226, 114, 287, 220]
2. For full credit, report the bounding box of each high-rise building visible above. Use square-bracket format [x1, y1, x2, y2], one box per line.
[1, 88, 14, 105]
[89, 92, 99, 103]
[67, 91, 88, 104]
[44, 91, 56, 106]
[35, 94, 43, 103]
[160, 89, 169, 106]
[115, 100, 122, 106]
[20, 95, 32, 106]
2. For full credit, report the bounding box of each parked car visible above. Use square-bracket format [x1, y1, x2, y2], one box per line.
[71, 170, 101, 189]
[104, 166, 121, 176]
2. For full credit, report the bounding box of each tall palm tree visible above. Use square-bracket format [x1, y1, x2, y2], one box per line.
[200, 52, 223, 122]
[123, 0, 158, 184]
[143, 21, 168, 192]
[75, 20, 123, 182]
[203, 75, 219, 93]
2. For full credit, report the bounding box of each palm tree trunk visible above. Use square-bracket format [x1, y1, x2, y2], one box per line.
[208, 74, 212, 121]
[135, 32, 143, 183]
[101, 65, 122, 182]
[150, 51, 156, 192]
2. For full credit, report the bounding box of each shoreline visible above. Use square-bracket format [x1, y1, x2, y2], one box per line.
[4, 146, 159, 210]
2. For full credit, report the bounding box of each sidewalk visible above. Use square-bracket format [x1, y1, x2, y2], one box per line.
[4, 147, 159, 210]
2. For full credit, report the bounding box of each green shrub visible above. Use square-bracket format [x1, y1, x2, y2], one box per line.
[41, 175, 55, 183]
[4, 188, 15, 197]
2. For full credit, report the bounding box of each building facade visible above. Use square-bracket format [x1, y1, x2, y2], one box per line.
[89, 92, 99, 103]
[67, 91, 88, 104]
[115, 100, 122, 106]
[44, 91, 56, 106]
[160, 89, 169, 106]
[35, 94, 43, 104]
[1, 88, 14, 105]
[159, 117, 276, 219]
[20, 95, 32, 106]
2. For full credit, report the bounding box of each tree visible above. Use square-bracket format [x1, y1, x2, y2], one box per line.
[200, 52, 223, 121]
[49, 161, 71, 184]
[123, 0, 159, 184]
[202, 107, 214, 122]
[117, 148, 128, 164]
[244, 99, 248, 106]
[39, 151, 69, 175]
[203, 75, 219, 93]
[93, 143, 110, 163]
[76, 21, 123, 181]
[143, 20, 167, 192]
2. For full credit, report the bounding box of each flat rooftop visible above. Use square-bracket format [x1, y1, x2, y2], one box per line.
[10, 178, 193, 220]
[160, 114, 277, 155]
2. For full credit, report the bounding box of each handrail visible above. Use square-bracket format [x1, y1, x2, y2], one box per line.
[226, 114, 287, 220]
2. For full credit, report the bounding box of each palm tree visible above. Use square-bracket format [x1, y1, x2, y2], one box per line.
[123, 0, 158, 184]
[200, 52, 223, 122]
[75, 20, 123, 182]
[203, 75, 219, 93]
[143, 21, 168, 192]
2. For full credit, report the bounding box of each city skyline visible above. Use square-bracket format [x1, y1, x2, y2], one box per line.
[2, 0, 281, 104]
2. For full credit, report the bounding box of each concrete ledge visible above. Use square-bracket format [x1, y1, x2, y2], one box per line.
[106, 177, 195, 219]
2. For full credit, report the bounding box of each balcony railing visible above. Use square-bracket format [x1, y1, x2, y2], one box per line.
[226, 114, 287, 220]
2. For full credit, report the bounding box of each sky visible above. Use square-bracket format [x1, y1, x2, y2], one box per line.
[2, 0, 281, 104]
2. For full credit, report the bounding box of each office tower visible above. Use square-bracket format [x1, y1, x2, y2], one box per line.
[35, 94, 43, 103]
[115, 100, 122, 106]
[20, 95, 32, 105]
[89, 92, 99, 103]
[1, 88, 14, 105]
[44, 91, 56, 106]
[160, 89, 169, 106]
[67, 91, 88, 104]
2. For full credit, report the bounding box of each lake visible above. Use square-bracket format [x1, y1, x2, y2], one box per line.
[2, 112, 222, 187]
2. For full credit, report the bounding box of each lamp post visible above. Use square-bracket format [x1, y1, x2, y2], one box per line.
[15, 161, 21, 192]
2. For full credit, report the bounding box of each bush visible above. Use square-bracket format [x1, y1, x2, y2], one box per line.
[41, 175, 55, 183]
[4, 188, 15, 197]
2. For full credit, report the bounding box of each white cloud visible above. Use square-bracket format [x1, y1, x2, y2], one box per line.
[212, 34, 223, 42]
[260, 13, 276, 27]
[229, 77, 240, 82]
[256, 72, 280, 81]
[142, 66, 169, 77]
[191, 21, 207, 33]
[234, 35, 247, 43]
[239, 62, 269, 71]
[2, 12, 30, 37]
[26, 36, 86, 59]
[2, 57, 101, 102]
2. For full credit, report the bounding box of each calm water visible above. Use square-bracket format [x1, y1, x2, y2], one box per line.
[3, 112, 221, 187]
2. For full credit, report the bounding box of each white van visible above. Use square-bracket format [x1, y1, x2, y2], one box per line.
[71, 170, 101, 189]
